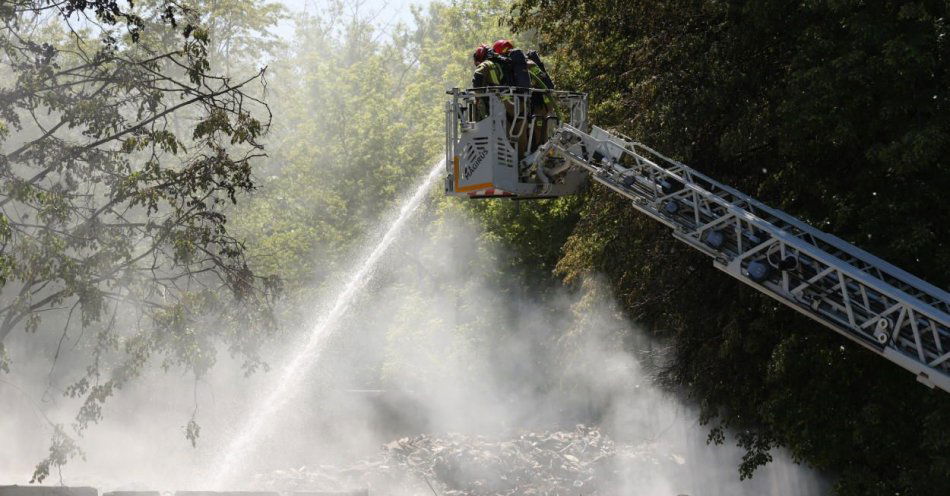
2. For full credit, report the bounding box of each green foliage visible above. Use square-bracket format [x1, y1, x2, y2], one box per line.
[467, 195, 583, 288]
[12, 1, 948, 492]
[185, 417, 201, 448]
[1, 0, 281, 480]
[1, 0, 547, 481]
[513, 0, 950, 493]
[225, 0, 589, 432]
[30, 424, 83, 484]
[232, 0, 529, 292]
[233, 0, 581, 307]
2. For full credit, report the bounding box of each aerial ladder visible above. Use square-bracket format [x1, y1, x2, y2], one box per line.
[445, 87, 950, 393]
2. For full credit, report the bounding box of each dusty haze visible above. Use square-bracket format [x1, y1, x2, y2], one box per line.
[1, 185, 828, 495]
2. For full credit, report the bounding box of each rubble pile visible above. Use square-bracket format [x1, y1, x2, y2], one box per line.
[385, 425, 612, 495]
[257, 425, 686, 495]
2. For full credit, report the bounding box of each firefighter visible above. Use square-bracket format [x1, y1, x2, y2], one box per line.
[471, 44, 505, 123]
[491, 40, 556, 153]
[471, 42, 531, 161]
[472, 44, 505, 88]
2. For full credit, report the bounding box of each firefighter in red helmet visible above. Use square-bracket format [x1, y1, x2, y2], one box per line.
[472, 44, 504, 88]
[471, 42, 509, 125]
[490, 39, 556, 154]
[470, 40, 556, 160]
[492, 39, 514, 56]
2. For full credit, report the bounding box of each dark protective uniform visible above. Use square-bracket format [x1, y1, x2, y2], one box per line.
[527, 61, 555, 152]
[470, 53, 555, 160]
[472, 59, 505, 87]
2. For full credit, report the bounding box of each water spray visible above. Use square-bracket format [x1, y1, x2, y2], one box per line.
[210, 160, 444, 488]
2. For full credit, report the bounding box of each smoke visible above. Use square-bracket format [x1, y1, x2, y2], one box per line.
[0, 189, 828, 494]
[307, 204, 828, 495]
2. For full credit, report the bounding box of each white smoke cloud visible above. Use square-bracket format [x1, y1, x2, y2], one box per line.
[0, 185, 828, 495]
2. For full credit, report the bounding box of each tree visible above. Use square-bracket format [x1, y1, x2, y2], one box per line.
[512, 0, 950, 494]
[0, 0, 279, 480]
[230, 0, 580, 302]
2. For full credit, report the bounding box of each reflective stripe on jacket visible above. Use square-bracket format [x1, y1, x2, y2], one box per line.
[474, 60, 504, 86]
[528, 63, 554, 107]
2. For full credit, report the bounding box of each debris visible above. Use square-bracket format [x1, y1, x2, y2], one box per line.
[256, 425, 688, 495]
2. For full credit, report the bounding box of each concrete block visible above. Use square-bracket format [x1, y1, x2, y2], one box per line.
[103, 492, 161, 496]
[289, 491, 369, 496]
[0, 486, 97, 496]
[175, 492, 278, 496]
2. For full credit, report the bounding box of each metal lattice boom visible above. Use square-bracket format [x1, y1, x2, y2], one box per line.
[536, 124, 950, 392]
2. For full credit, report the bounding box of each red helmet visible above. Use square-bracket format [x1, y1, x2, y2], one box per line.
[492, 39, 514, 55]
[473, 44, 489, 65]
